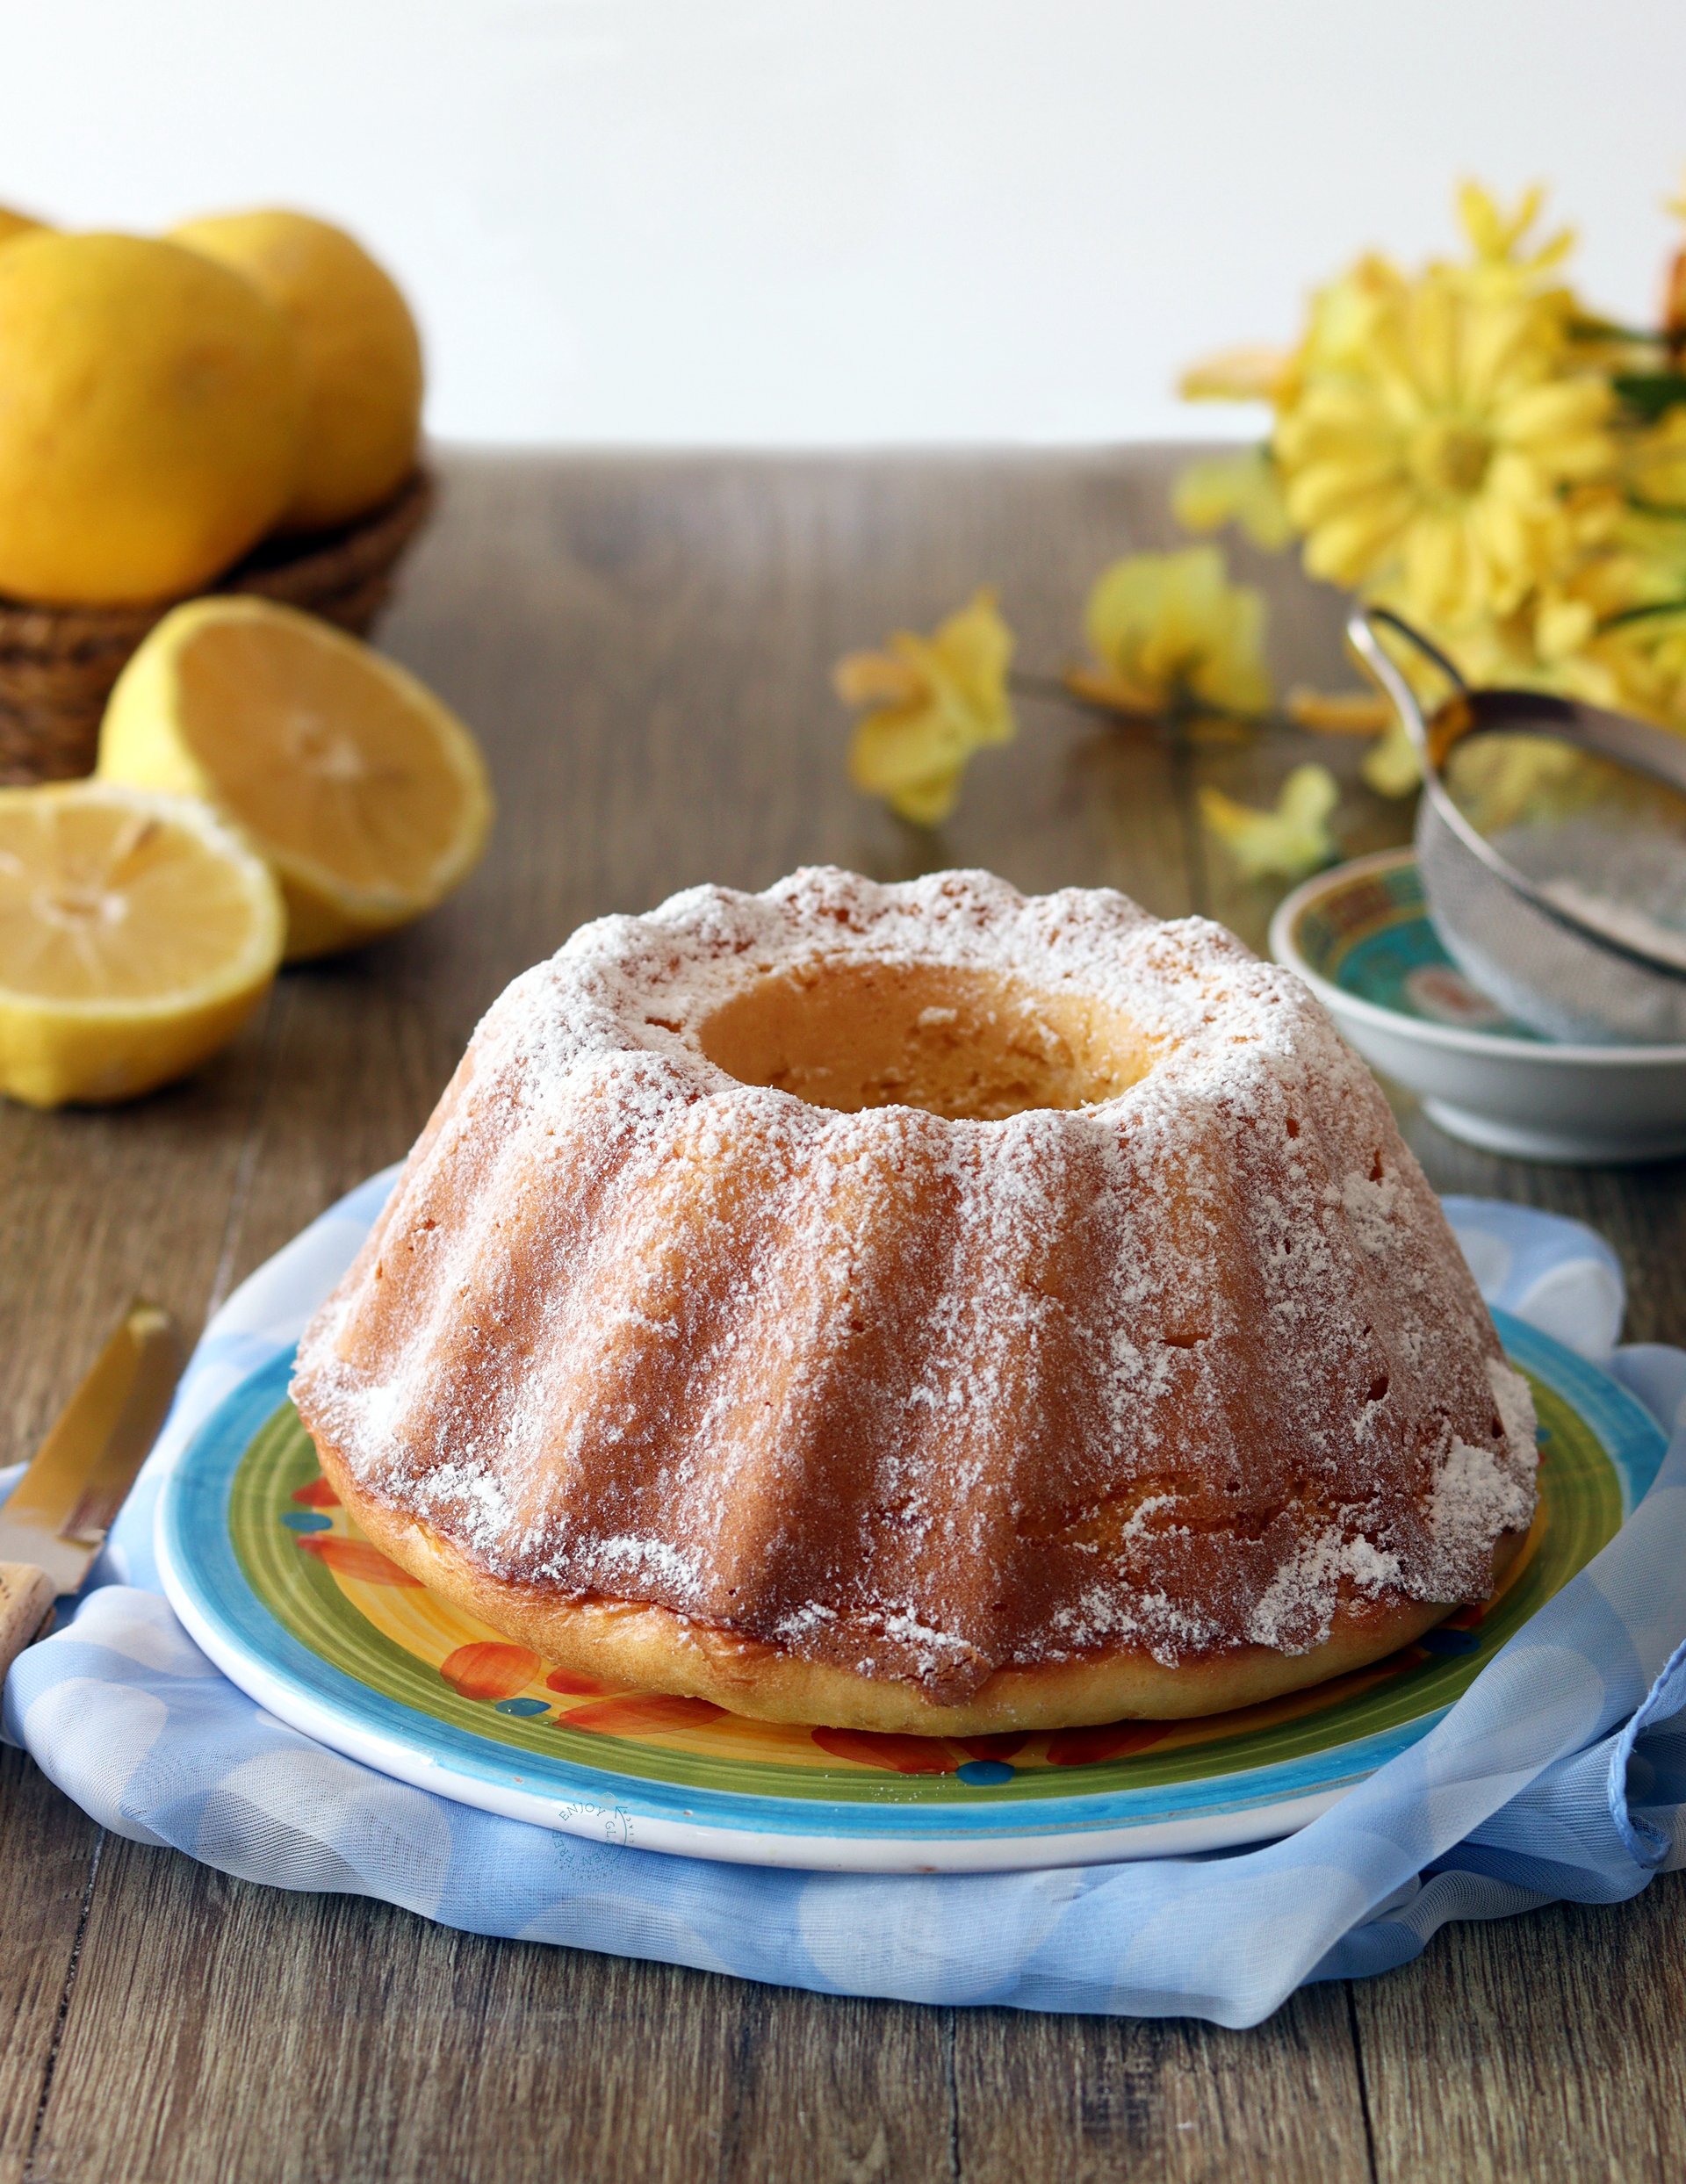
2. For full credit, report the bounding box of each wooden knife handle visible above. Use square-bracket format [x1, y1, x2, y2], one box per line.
[0, 1562, 55, 1685]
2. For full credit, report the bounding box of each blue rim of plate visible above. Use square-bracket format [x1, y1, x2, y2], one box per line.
[155, 1314, 1666, 1871]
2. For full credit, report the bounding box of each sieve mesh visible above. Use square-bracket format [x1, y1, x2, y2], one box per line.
[1348, 611, 1686, 1046]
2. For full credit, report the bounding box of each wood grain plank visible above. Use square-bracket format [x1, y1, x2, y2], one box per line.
[0, 1003, 273, 1471]
[0, 1749, 101, 2184]
[1355, 1874, 1686, 2184]
[1180, 713, 1414, 953]
[207, 449, 1217, 1301]
[951, 1986, 1373, 2183]
[11, 450, 1685, 2184]
[0, 953, 274, 2183]
[30, 1838, 954, 2184]
[27, 450, 1212, 2184]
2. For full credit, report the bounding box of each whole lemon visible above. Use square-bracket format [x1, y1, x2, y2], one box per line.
[169, 210, 423, 532]
[0, 205, 46, 246]
[0, 232, 303, 606]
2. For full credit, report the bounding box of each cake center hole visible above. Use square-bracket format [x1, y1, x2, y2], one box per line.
[698, 964, 1145, 1121]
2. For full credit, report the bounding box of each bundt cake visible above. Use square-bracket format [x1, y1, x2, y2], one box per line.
[292, 867, 1538, 1734]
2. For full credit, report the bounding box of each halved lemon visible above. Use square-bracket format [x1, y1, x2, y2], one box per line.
[97, 597, 494, 960]
[0, 782, 285, 1108]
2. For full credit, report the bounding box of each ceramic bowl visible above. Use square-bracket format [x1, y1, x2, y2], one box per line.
[1268, 850, 1686, 1165]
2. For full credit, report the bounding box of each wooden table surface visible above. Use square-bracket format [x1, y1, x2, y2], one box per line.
[4, 450, 1683, 2184]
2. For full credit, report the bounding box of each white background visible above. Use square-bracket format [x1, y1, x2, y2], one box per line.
[3, 1, 1683, 447]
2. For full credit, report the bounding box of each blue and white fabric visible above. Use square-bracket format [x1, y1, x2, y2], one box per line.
[4, 1175, 1684, 2027]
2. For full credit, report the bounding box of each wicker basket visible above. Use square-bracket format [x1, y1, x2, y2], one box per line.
[0, 467, 436, 786]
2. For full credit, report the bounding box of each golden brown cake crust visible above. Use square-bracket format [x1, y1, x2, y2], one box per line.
[317, 1431, 1532, 1733]
[292, 867, 1541, 1727]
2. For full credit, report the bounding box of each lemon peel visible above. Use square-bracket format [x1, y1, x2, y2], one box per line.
[0, 205, 46, 246]
[0, 232, 302, 605]
[169, 210, 423, 532]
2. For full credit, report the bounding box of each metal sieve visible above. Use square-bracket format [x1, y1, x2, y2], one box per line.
[1347, 608, 1686, 1045]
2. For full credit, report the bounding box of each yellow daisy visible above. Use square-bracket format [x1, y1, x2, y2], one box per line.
[1274, 266, 1614, 625]
[1180, 256, 1409, 423]
[1600, 612, 1686, 731]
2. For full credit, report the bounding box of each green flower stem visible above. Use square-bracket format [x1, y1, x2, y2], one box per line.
[1568, 317, 1668, 345]
[1598, 596, 1686, 631]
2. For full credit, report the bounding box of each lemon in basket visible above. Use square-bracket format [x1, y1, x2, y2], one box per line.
[0, 231, 303, 605]
[98, 597, 494, 960]
[0, 205, 45, 246]
[0, 782, 285, 1108]
[169, 210, 423, 532]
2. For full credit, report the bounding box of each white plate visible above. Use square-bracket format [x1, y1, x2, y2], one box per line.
[155, 1308, 1664, 1870]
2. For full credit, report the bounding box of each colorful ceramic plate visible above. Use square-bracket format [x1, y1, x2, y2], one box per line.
[1271, 851, 1686, 1164]
[155, 1314, 1666, 1873]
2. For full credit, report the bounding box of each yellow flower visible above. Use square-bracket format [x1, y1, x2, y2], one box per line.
[1626, 407, 1686, 513]
[1180, 256, 1409, 423]
[1299, 256, 1413, 385]
[1180, 345, 1298, 407]
[1342, 561, 1683, 761]
[1071, 547, 1271, 717]
[1198, 764, 1340, 881]
[1284, 688, 1393, 733]
[1453, 182, 1574, 299]
[1582, 601, 1686, 733]
[1359, 713, 1423, 797]
[1389, 521, 1686, 737]
[1171, 447, 1295, 549]
[1273, 266, 1614, 625]
[1576, 507, 1686, 729]
[837, 587, 1016, 825]
[1369, 593, 1610, 718]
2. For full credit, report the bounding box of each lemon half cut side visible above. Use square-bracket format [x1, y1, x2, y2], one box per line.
[98, 597, 494, 960]
[0, 783, 285, 1108]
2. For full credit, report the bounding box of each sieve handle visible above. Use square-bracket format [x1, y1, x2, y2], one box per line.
[1348, 608, 1686, 991]
[1345, 609, 1466, 760]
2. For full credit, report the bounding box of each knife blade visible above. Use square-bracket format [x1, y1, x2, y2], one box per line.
[0, 1297, 184, 1599]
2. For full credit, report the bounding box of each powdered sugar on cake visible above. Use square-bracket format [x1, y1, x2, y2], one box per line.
[292, 866, 1538, 1700]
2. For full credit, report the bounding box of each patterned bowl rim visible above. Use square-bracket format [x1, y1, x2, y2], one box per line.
[1271, 850, 1686, 1068]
